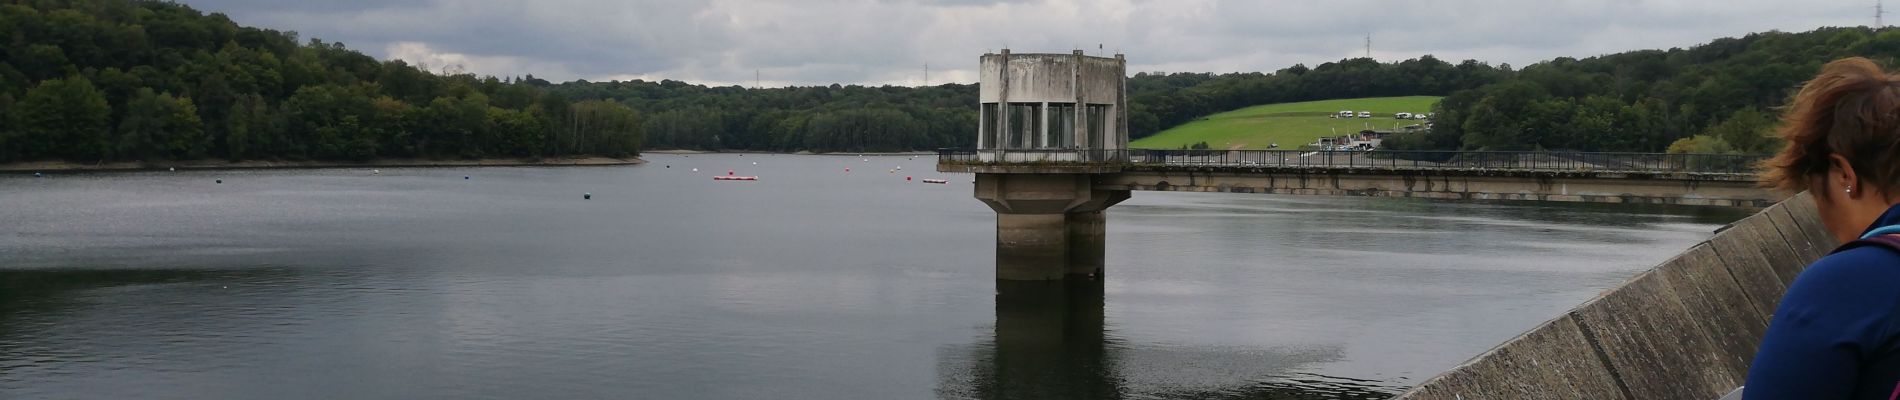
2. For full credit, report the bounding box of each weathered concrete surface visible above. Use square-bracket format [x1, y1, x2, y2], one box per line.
[1781, 191, 1841, 251]
[1711, 211, 1808, 287]
[1396, 316, 1625, 399]
[1570, 267, 1737, 399]
[976, 173, 1129, 281]
[1098, 169, 1780, 207]
[941, 163, 1123, 174]
[1651, 244, 1767, 386]
[1764, 203, 1824, 267]
[977, 50, 1128, 151]
[996, 213, 1071, 280]
[1066, 211, 1107, 277]
[1393, 193, 1829, 400]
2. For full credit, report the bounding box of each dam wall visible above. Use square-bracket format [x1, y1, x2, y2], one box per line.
[1392, 192, 1837, 399]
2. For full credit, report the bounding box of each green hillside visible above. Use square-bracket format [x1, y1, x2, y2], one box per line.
[1131, 96, 1441, 150]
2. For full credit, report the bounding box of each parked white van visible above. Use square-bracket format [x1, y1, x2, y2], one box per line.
[1337, 110, 1355, 118]
[1357, 111, 1372, 118]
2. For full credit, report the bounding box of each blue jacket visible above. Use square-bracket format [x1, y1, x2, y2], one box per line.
[1746, 203, 1900, 399]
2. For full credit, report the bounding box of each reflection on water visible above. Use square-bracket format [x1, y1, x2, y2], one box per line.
[939, 280, 1400, 400]
[0, 156, 1744, 399]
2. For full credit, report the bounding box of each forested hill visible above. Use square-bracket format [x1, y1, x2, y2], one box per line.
[545, 80, 978, 152]
[1388, 27, 1900, 154]
[0, 0, 652, 164]
[4, 0, 1890, 163]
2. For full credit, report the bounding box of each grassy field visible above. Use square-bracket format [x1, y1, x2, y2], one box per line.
[1131, 96, 1442, 150]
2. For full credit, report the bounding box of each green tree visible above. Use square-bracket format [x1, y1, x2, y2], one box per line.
[1703, 107, 1779, 153]
[17, 76, 112, 160]
[116, 88, 207, 160]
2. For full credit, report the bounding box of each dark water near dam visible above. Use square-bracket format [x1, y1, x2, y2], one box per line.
[0, 154, 1749, 399]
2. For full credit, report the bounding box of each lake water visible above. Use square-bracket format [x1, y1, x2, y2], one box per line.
[0, 154, 1748, 399]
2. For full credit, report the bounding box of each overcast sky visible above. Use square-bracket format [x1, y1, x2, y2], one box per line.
[180, 0, 1875, 87]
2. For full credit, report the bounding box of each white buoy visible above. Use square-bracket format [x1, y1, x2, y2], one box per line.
[34, 172, 43, 178]
[372, 169, 380, 175]
[692, 168, 699, 172]
[895, 166, 902, 171]
[752, 162, 758, 165]
[169, 167, 175, 171]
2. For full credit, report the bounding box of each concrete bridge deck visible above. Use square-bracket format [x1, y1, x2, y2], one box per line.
[940, 149, 1779, 207]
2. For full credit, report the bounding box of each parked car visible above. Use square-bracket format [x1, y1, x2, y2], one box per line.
[1337, 110, 1355, 118]
[1395, 112, 1412, 119]
[1357, 111, 1372, 118]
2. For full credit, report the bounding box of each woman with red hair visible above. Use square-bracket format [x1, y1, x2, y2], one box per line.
[1747, 57, 1900, 399]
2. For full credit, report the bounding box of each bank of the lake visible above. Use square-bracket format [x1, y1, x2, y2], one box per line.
[0, 156, 643, 173]
[645, 149, 935, 156]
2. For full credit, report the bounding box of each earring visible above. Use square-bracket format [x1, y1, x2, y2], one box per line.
[1847, 186, 1854, 194]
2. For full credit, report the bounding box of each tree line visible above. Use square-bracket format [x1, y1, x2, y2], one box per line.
[546, 80, 976, 152]
[0, 0, 654, 164]
[1384, 27, 1900, 154]
[4, 0, 1891, 163]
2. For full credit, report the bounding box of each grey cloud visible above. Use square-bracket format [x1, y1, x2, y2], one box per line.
[180, 0, 1870, 86]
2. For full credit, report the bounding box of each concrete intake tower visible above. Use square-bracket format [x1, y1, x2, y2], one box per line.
[960, 50, 1132, 281]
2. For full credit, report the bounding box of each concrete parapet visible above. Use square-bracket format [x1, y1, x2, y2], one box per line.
[1395, 315, 1624, 399]
[1393, 193, 1828, 400]
[1570, 267, 1737, 399]
[1763, 203, 1824, 265]
[1780, 191, 1840, 251]
[1655, 244, 1769, 378]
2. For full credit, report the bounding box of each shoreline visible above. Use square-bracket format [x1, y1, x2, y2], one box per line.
[2, 156, 644, 173]
[644, 149, 934, 156]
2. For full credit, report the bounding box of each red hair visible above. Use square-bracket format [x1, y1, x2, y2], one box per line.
[1765, 57, 1900, 196]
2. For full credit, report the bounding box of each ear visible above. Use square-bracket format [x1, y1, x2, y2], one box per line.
[1829, 153, 1862, 199]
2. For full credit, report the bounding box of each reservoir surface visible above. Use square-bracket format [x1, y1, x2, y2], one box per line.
[0, 154, 1748, 399]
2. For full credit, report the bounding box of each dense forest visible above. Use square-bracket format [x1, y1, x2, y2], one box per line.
[545, 79, 977, 152]
[0, 0, 652, 163]
[3, 0, 1894, 164]
[1385, 27, 1900, 154]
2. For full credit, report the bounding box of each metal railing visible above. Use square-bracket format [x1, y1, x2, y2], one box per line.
[937, 148, 1769, 175]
